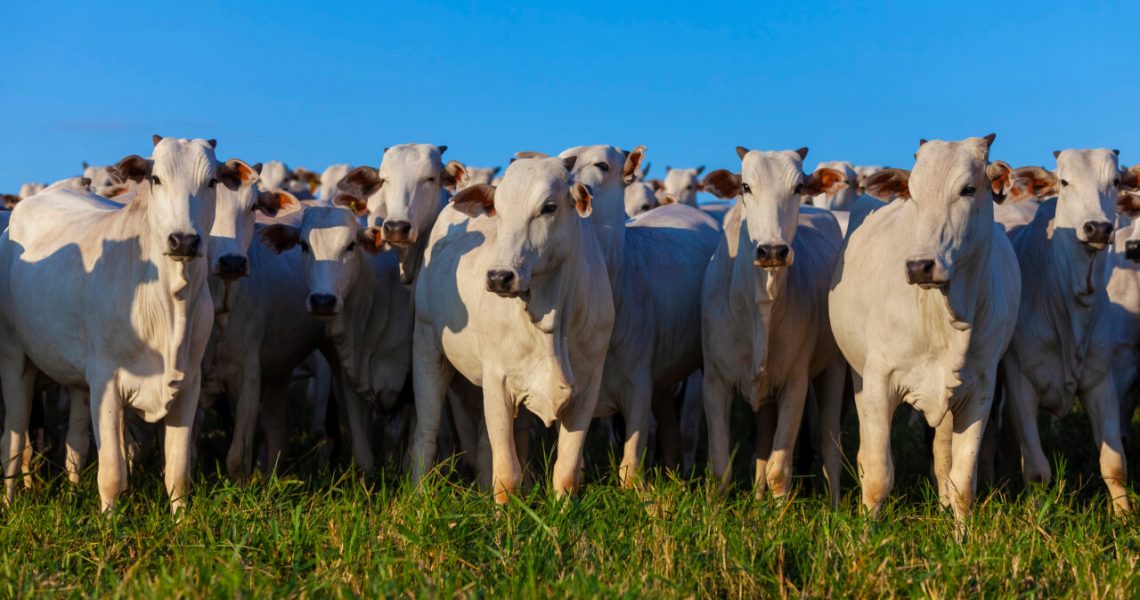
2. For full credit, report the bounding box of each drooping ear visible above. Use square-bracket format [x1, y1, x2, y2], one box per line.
[622, 145, 647, 185]
[152, 134, 163, 146]
[337, 166, 382, 200]
[443, 160, 467, 192]
[333, 192, 369, 216]
[357, 226, 385, 253]
[1116, 190, 1140, 218]
[450, 183, 496, 218]
[1007, 166, 1058, 203]
[801, 167, 847, 196]
[259, 224, 301, 254]
[257, 189, 301, 217]
[648, 178, 665, 192]
[986, 161, 1014, 204]
[111, 155, 152, 184]
[735, 146, 750, 160]
[220, 158, 259, 190]
[1121, 165, 1140, 191]
[794, 147, 809, 160]
[515, 151, 549, 160]
[294, 168, 320, 193]
[862, 168, 911, 201]
[701, 169, 742, 199]
[571, 182, 593, 217]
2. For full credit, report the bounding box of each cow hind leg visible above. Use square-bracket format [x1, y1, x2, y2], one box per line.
[932, 414, 954, 509]
[226, 365, 262, 482]
[408, 325, 454, 484]
[814, 359, 846, 508]
[261, 377, 291, 475]
[1002, 364, 1051, 486]
[64, 387, 92, 484]
[618, 376, 653, 488]
[752, 402, 776, 499]
[703, 371, 734, 491]
[679, 372, 704, 478]
[652, 388, 682, 472]
[1, 357, 36, 506]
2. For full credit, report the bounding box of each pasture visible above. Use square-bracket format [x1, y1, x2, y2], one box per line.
[4, 406, 1138, 598]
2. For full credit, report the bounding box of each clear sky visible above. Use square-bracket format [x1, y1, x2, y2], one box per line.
[3, 1, 1139, 192]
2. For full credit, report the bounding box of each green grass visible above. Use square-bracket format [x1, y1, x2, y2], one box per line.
[3, 406, 1140, 597]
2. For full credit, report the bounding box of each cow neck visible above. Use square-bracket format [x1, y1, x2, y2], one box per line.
[1040, 219, 1104, 397]
[395, 188, 448, 285]
[727, 221, 788, 402]
[588, 183, 628, 307]
[329, 248, 380, 393]
[122, 183, 210, 412]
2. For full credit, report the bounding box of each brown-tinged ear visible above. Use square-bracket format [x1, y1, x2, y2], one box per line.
[444, 160, 467, 192]
[986, 161, 1013, 204]
[659, 193, 678, 205]
[357, 226, 385, 253]
[1121, 165, 1140, 191]
[259, 224, 301, 254]
[152, 134, 163, 146]
[451, 183, 496, 218]
[1007, 166, 1057, 204]
[1116, 190, 1140, 218]
[514, 151, 549, 160]
[111, 155, 151, 184]
[222, 158, 260, 190]
[337, 166, 382, 200]
[622, 145, 647, 185]
[295, 168, 320, 193]
[802, 167, 847, 196]
[794, 147, 809, 160]
[333, 193, 369, 216]
[257, 189, 300, 217]
[105, 183, 131, 198]
[648, 178, 665, 192]
[862, 168, 911, 201]
[701, 169, 742, 199]
[736, 146, 750, 160]
[1, 194, 19, 210]
[571, 182, 593, 217]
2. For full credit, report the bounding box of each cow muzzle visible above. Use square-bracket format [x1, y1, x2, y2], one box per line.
[905, 258, 949, 289]
[167, 233, 202, 260]
[486, 269, 524, 297]
[307, 293, 340, 316]
[1080, 221, 1113, 250]
[216, 254, 249, 280]
[381, 220, 414, 246]
[754, 244, 790, 268]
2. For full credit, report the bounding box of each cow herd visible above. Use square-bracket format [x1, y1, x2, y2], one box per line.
[2, 133, 1139, 523]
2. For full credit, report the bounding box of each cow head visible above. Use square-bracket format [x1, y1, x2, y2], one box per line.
[624, 181, 659, 217]
[112, 135, 245, 263]
[661, 165, 705, 206]
[340, 143, 449, 248]
[557, 144, 645, 227]
[894, 134, 1009, 288]
[703, 146, 844, 269]
[259, 204, 383, 316]
[806, 161, 857, 210]
[1051, 149, 1136, 251]
[210, 161, 300, 281]
[1115, 173, 1140, 262]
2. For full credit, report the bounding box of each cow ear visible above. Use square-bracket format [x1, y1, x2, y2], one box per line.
[443, 160, 467, 192]
[259, 224, 300, 254]
[451, 183, 496, 218]
[333, 193, 369, 216]
[659, 193, 678, 205]
[622, 145, 647, 185]
[986, 161, 1013, 204]
[222, 158, 260, 189]
[491, 165, 501, 177]
[648, 178, 665, 192]
[1, 194, 19, 210]
[571, 182, 593, 217]
[736, 146, 750, 160]
[152, 134, 163, 146]
[794, 147, 809, 161]
[802, 167, 847, 196]
[641, 161, 651, 178]
[112, 155, 151, 184]
[515, 151, 549, 160]
[695, 164, 705, 176]
[357, 226, 385, 254]
[257, 189, 300, 217]
[701, 169, 742, 199]
[1116, 190, 1140, 218]
[1121, 165, 1140, 191]
[1008, 166, 1057, 204]
[337, 166, 382, 200]
[863, 168, 911, 201]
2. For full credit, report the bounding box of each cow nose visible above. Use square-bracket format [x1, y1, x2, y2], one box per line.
[308, 293, 338, 315]
[905, 259, 936, 285]
[167, 233, 201, 258]
[217, 254, 249, 279]
[486, 270, 516, 294]
[1082, 221, 1113, 245]
[1126, 240, 1140, 262]
[382, 220, 413, 242]
[754, 244, 790, 266]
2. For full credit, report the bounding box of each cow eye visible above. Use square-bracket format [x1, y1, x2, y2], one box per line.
[151, 176, 162, 185]
[346, 241, 356, 252]
[960, 184, 976, 196]
[208, 178, 218, 189]
[741, 182, 752, 195]
[540, 202, 558, 215]
[594, 162, 610, 172]
[1061, 179, 1070, 187]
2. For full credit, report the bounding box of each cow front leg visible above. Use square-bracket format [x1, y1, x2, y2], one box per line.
[1082, 378, 1131, 514]
[854, 371, 897, 517]
[164, 375, 201, 516]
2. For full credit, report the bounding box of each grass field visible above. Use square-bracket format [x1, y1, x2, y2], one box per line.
[3, 406, 1139, 597]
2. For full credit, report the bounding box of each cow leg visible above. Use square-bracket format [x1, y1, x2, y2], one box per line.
[619, 375, 652, 487]
[1002, 363, 1051, 485]
[553, 388, 599, 500]
[261, 377, 290, 475]
[767, 372, 810, 499]
[946, 391, 993, 521]
[932, 414, 954, 508]
[752, 402, 776, 499]
[65, 387, 92, 484]
[476, 418, 493, 489]
[408, 323, 454, 484]
[226, 362, 261, 482]
[89, 374, 127, 513]
[704, 370, 733, 491]
[653, 388, 682, 472]
[163, 375, 200, 516]
[854, 371, 897, 517]
[0, 357, 35, 505]
[679, 372, 704, 478]
[341, 384, 375, 476]
[1081, 378, 1131, 514]
[483, 377, 520, 504]
[307, 353, 333, 469]
[815, 358, 846, 508]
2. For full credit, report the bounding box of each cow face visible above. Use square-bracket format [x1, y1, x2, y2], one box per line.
[1115, 184, 1140, 262]
[82, 164, 125, 198]
[113, 136, 243, 263]
[558, 145, 645, 225]
[1053, 149, 1135, 250]
[901, 135, 1009, 288]
[343, 144, 449, 247]
[209, 163, 300, 281]
[662, 166, 705, 206]
[807, 161, 858, 210]
[451, 157, 592, 298]
[624, 181, 659, 218]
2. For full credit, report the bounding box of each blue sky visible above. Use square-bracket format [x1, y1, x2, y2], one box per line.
[3, 1, 1139, 191]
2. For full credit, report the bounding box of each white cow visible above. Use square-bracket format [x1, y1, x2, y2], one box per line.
[1000, 149, 1137, 514]
[661, 166, 705, 206]
[260, 201, 413, 474]
[1107, 187, 1140, 439]
[829, 135, 1020, 520]
[17, 183, 45, 200]
[259, 160, 316, 200]
[82, 162, 131, 198]
[807, 161, 860, 211]
[700, 147, 847, 504]
[408, 156, 614, 502]
[318, 164, 352, 201]
[557, 145, 720, 483]
[624, 181, 659, 218]
[0, 135, 247, 513]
